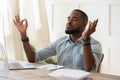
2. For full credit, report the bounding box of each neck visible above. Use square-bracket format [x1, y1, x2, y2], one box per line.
[70, 33, 82, 42]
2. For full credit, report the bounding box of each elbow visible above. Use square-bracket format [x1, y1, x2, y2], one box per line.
[27, 52, 35, 63]
[85, 68, 92, 72]
[28, 60, 35, 63]
[84, 63, 95, 72]
[28, 58, 35, 63]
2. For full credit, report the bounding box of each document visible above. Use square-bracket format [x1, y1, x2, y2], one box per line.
[37, 64, 65, 71]
[49, 69, 90, 80]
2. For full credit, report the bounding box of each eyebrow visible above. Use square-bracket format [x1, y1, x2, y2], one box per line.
[68, 16, 78, 19]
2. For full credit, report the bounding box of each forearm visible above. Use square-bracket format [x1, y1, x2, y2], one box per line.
[22, 42, 35, 62]
[21, 35, 35, 62]
[83, 45, 95, 71]
[83, 38, 95, 71]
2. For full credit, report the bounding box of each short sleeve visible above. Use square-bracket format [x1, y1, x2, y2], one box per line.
[90, 37, 102, 72]
[35, 42, 56, 62]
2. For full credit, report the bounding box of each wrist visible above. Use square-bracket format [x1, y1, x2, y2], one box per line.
[82, 37, 91, 46]
[21, 32, 27, 38]
[21, 37, 29, 42]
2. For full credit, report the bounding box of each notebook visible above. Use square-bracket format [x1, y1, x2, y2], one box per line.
[49, 69, 90, 80]
[38, 64, 65, 71]
[0, 43, 36, 70]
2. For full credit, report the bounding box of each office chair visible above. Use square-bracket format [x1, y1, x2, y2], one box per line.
[97, 53, 104, 73]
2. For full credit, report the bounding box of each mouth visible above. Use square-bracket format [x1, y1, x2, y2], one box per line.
[66, 27, 71, 31]
[66, 24, 72, 30]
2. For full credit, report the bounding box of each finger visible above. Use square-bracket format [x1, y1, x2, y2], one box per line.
[21, 19, 28, 27]
[89, 21, 92, 24]
[88, 21, 92, 28]
[86, 21, 92, 31]
[94, 19, 98, 25]
[17, 14, 20, 22]
[93, 19, 98, 28]
[15, 15, 20, 23]
[13, 19, 17, 25]
[95, 19, 98, 25]
[15, 15, 19, 23]
[25, 19, 28, 27]
[21, 19, 24, 23]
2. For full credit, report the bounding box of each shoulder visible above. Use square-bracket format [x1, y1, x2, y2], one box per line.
[90, 37, 101, 45]
[56, 36, 69, 42]
[51, 36, 69, 46]
[90, 37, 102, 49]
[90, 37, 102, 52]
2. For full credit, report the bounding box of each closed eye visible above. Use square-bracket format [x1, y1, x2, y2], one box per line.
[67, 17, 78, 21]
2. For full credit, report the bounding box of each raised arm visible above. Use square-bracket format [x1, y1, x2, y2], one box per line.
[13, 15, 35, 62]
[82, 19, 98, 71]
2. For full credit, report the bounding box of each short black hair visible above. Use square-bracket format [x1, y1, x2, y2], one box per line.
[74, 9, 88, 27]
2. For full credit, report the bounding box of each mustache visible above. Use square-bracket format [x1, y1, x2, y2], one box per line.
[66, 22, 73, 28]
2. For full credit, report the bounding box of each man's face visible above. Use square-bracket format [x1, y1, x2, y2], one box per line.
[65, 10, 85, 34]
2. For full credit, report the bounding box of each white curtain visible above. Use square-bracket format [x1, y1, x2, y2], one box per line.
[3, 0, 50, 60]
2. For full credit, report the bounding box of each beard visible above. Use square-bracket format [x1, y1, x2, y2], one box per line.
[65, 27, 82, 34]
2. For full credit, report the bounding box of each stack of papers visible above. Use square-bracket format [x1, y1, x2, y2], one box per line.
[37, 64, 65, 71]
[49, 69, 90, 80]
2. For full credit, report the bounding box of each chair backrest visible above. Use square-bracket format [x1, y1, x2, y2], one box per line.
[97, 53, 104, 73]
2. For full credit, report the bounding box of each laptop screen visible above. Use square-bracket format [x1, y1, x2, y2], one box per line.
[0, 15, 9, 66]
[0, 15, 4, 45]
[0, 43, 9, 68]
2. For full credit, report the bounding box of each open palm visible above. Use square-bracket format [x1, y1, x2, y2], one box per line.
[82, 19, 98, 40]
[13, 15, 28, 34]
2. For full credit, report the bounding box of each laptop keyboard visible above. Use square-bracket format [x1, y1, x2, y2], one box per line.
[9, 63, 23, 69]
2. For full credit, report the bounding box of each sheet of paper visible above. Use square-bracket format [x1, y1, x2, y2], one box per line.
[37, 64, 65, 71]
[49, 69, 90, 80]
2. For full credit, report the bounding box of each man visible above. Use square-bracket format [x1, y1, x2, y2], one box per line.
[13, 9, 102, 72]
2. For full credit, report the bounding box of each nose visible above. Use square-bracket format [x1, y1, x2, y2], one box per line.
[68, 19, 73, 25]
[66, 21, 72, 28]
[68, 21, 71, 25]
[66, 21, 72, 29]
[68, 18, 72, 23]
[67, 17, 72, 27]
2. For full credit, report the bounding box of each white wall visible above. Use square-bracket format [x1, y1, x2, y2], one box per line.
[46, 0, 120, 76]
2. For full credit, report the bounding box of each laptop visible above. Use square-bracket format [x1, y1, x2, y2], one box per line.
[0, 43, 36, 70]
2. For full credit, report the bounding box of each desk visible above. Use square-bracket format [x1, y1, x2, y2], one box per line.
[0, 63, 120, 80]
